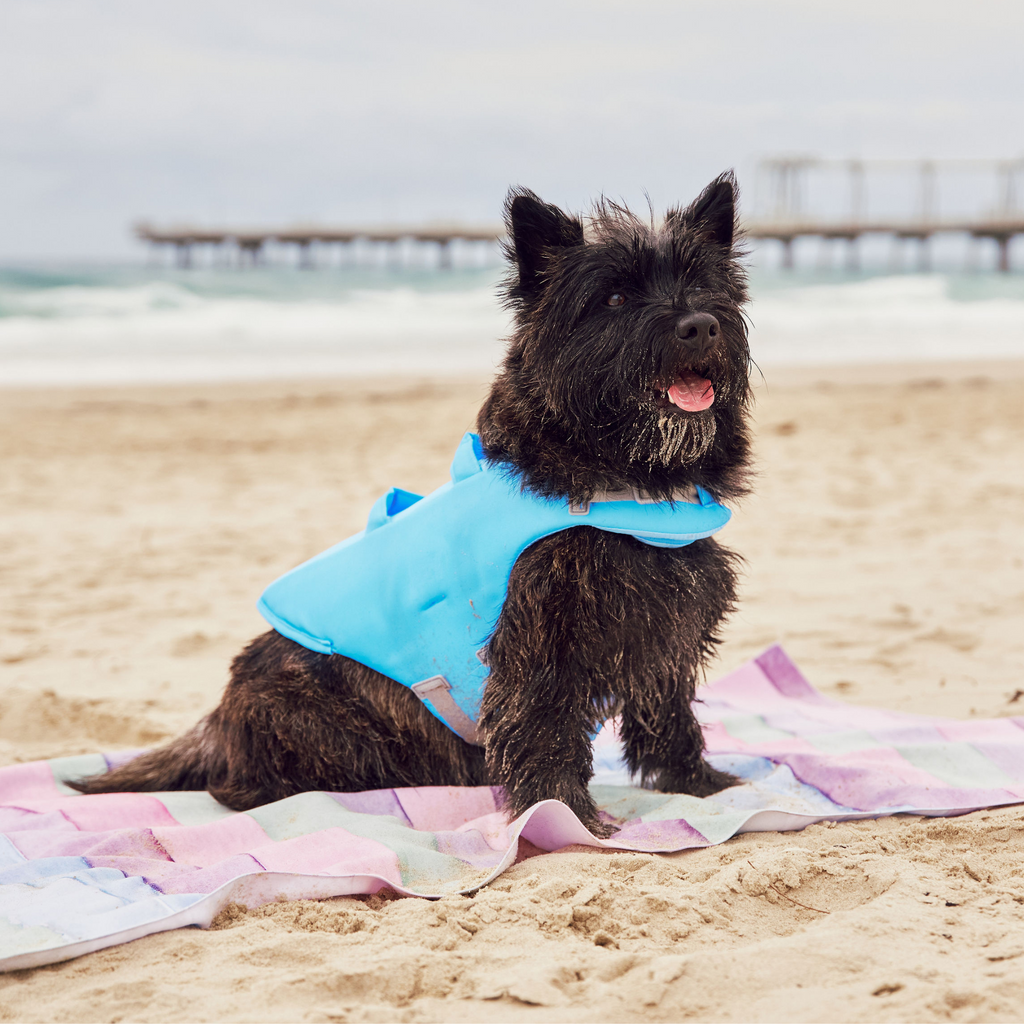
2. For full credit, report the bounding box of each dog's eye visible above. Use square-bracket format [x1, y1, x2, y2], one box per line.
[606, 293, 626, 307]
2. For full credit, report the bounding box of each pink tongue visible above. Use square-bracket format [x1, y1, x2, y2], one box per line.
[668, 372, 715, 412]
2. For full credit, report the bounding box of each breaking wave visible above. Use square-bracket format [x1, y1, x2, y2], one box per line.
[1, 265, 1022, 385]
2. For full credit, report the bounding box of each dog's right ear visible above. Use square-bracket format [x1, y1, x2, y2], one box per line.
[683, 172, 737, 249]
[505, 188, 584, 298]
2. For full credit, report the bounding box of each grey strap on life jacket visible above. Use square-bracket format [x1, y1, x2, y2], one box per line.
[410, 676, 484, 746]
[569, 483, 700, 516]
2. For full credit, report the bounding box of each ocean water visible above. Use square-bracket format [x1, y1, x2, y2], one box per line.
[1, 263, 1023, 387]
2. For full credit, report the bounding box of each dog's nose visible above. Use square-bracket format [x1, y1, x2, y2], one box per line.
[675, 312, 720, 353]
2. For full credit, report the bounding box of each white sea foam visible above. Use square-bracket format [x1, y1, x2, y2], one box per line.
[0, 277, 510, 385]
[0, 268, 1022, 386]
[749, 275, 1024, 366]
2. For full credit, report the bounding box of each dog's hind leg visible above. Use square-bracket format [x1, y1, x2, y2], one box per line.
[204, 632, 488, 809]
[72, 630, 487, 810]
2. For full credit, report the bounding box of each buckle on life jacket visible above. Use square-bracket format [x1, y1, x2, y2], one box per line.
[410, 675, 483, 746]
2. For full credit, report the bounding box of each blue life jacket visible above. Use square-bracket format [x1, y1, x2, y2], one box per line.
[258, 432, 731, 744]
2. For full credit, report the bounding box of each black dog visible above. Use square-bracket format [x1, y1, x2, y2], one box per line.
[73, 174, 753, 837]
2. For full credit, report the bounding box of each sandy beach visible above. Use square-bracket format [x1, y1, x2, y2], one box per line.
[2, 361, 1024, 1023]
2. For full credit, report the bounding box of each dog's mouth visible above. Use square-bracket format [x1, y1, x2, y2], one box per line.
[652, 371, 715, 413]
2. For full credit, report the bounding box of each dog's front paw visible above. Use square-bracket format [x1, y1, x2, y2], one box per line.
[566, 797, 620, 838]
[654, 762, 741, 797]
[691, 765, 741, 796]
[582, 816, 620, 839]
[502, 784, 618, 838]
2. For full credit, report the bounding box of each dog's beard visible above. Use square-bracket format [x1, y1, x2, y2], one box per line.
[626, 408, 717, 468]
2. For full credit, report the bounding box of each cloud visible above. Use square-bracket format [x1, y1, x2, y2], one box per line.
[1, 0, 1022, 256]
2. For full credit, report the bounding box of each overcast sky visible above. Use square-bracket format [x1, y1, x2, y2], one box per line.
[2, 0, 1023, 258]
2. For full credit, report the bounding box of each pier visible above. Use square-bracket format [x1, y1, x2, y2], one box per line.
[745, 157, 1024, 271]
[136, 157, 1024, 272]
[135, 221, 505, 269]
[745, 214, 1024, 271]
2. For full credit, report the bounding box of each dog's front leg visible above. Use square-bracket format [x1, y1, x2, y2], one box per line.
[478, 534, 615, 838]
[618, 679, 738, 798]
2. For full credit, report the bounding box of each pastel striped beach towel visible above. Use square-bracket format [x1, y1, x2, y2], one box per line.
[3, 645, 1022, 972]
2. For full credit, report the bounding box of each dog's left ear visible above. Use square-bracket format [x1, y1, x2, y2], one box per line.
[681, 172, 736, 249]
[505, 188, 584, 298]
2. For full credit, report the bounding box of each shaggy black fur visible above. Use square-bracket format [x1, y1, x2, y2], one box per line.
[71, 173, 753, 838]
